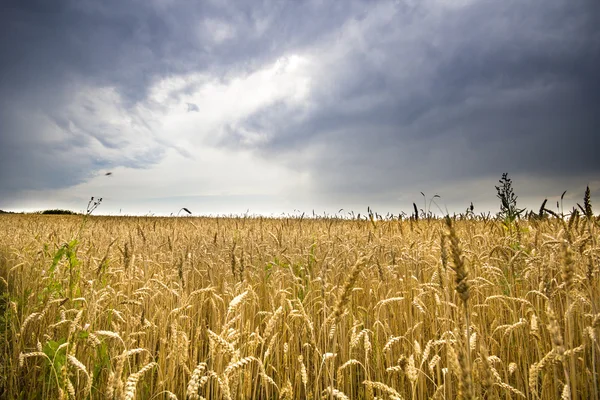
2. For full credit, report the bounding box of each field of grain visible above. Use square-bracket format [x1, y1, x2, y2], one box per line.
[1, 213, 598, 399]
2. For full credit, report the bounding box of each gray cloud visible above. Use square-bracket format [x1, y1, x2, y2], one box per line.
[0, 0, 368, 202]
[1, 0, 599, 213]
[1, 0, 368, 103]
[186, 103, 200, 113]
[223, 0, 600, 207]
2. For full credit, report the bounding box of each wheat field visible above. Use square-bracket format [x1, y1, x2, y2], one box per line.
[0, 212, 598, 399]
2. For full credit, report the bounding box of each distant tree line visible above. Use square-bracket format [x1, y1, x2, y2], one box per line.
[39, 209, 80, 215]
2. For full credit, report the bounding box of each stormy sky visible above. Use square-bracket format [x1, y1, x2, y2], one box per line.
[1, 0, 599, 216]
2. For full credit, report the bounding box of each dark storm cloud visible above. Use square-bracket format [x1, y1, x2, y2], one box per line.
[0, 0, 367, 102]
[224, 0, 600, 204]
[0, 0, 369, 202]
[2, 0, 599, 213]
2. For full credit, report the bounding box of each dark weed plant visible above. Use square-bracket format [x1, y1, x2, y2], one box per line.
[496, 173, 525, 224]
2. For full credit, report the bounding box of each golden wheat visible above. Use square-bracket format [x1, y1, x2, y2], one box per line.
[0, 213, 597, 398]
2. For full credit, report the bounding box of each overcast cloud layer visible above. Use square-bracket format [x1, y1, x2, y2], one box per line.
[1, 0, 599, 216]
